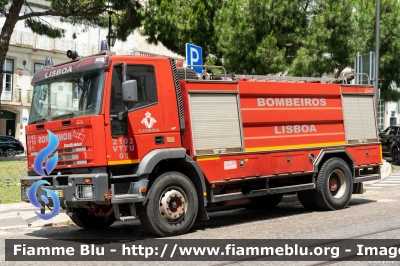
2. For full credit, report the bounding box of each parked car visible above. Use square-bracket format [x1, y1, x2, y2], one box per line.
[380, 125, 400, 164]
[0, 136, 25, 157]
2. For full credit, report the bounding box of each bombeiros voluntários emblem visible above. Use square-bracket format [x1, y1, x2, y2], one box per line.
[28, 130, 61, 220]
[141, 111, 157, 129]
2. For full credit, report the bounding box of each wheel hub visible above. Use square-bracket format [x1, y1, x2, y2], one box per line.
[329, 177, 338, 192]
[328, 169, 346, 198]
[6, 149, 15, 157]
[159, 187, 188, 223]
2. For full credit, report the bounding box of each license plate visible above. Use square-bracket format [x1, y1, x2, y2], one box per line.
[47, 190, 64, 198]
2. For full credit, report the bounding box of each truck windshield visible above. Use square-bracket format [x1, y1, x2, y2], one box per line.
[29, 70, 105, 124]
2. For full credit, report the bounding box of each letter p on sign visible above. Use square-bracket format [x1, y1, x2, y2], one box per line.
[185, 43, 203, 74]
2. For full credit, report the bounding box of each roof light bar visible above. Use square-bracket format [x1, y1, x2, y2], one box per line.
[100, 40, 109, 53]
[44, 57, 53, 66]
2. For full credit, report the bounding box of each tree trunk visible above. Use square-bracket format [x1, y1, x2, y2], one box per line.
[334, 66, 346, 79]
[0, 0, 24, 112]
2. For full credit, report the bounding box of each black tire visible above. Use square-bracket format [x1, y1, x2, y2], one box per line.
[249, 194, 283, 209]
[5, 148, 15, 157]
[393, 149, 400, 165]
[310, 158, 353, 210]
[297, 190, 319, 210]
[136, 171, 198, 237]
[176, 68, 198, 80]
[70, 208, 115, 229]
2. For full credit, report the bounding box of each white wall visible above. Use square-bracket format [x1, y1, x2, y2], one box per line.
[385, 101, 400, 128]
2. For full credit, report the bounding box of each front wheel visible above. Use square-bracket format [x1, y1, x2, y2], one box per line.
[69, 208, 115, 229]
[136, 172, 198, 237]
[393, 149, 400, 165]
[310, 158, 353, 210]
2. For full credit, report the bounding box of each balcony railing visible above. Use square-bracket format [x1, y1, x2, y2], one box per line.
[0, 88, 22, 102]
[10, 30, 104, 57]
[8, 29, 184, 59]
[0, 88, 34, 105]
[0, 89, 11, 101]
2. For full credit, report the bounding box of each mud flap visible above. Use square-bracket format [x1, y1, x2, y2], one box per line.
[352, 183, 364, 194]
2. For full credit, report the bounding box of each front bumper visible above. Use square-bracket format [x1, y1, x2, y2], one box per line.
[20, 173, 109, 205]
[20, 173, 149, 206]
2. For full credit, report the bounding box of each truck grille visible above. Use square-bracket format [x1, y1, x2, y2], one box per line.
[57, 147, 90, 166]
[31, 146, 92, 171]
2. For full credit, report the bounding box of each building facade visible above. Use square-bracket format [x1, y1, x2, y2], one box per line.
[0, 1, 182, 150]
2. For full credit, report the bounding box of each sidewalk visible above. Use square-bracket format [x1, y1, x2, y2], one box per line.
[363, 160, 392, 186]
[0, 202, 71, 230]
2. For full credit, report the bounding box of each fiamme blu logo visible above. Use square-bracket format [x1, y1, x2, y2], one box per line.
[27, 130, 61, 220]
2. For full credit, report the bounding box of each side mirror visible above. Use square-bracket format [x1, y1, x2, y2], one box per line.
[116, 80, 138, 121]
[122, 80, 138, 103]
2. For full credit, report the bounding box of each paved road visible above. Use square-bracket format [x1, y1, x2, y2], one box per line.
[367, 172, 400, 190]
[1, 178, 400, 265]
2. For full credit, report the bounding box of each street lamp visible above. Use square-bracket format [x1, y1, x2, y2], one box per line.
[375, 0, 380, 114]
[106, 10, 116, 49]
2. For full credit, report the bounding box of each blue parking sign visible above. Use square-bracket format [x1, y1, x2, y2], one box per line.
[185, 43, 203, 74]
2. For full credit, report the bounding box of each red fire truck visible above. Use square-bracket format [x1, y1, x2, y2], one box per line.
[21, 47, 381, 236]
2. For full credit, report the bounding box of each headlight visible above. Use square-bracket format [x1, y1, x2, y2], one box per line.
[76, 185, 94, 199]
[21, 186, 30, 199]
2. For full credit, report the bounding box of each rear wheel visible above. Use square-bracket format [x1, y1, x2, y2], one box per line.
[310, 158, 353, 210]
[5, 148, 15, 157]
[136, 171, 198, 236]
[297, 190, 319, 210]
[70, 208, 115, 229]
[393, 149, 399, 165]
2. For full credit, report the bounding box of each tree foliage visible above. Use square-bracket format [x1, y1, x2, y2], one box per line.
[293, 0, 400, 101]
[289, 0, 356, 78]
[371, 0, 400, 101]
[214, 0, 308, 74]
[141, 0, 222, 58]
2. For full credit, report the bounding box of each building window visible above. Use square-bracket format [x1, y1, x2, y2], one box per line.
[378, 99, 385, 130]
[34, 63, 44, 73]
[1, 59, 14, 101]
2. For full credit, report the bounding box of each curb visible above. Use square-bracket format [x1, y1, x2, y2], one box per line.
[364, 161, 392, 186]
[1, 220, 74, 230]
[0, 156, 27, 162]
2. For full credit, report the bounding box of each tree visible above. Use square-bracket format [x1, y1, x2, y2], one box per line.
[0, 0, 143, 111]
[290, 0, 400, 101]
[289, 0, 356, 78]
[213, 0, 308, 75]
[141, 0, 222, 60]
[364, 0, 400, 102]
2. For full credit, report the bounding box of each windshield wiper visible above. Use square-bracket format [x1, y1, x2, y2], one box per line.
[52, 111, 78, 120]
[29, 117, 49, 124]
